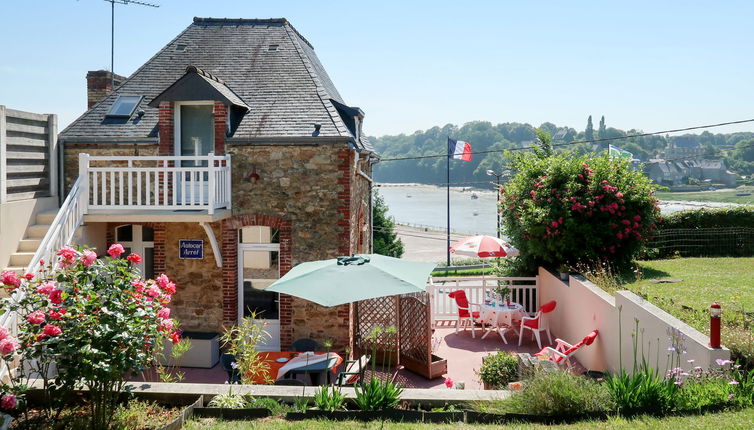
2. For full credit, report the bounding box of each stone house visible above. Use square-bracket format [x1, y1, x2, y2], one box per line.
[56, 18, 377, 352]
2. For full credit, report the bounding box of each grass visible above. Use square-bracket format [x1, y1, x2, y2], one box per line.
[623, 257, 754, 311]
[656, 188, 754, 205]
[184, 407, 754, 429]
[611, 257, 754, 366]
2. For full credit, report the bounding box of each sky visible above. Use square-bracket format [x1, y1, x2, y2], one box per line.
[2, 0, 754, 137]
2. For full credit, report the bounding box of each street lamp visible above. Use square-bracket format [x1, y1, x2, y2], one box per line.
[486, 169, 510, 238]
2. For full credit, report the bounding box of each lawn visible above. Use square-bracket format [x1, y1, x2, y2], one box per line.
[624, 257, 754, 311]
[185, 407, 754, 429]
[656, 188, 754, 205]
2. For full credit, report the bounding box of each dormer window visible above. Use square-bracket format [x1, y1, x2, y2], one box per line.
[106, 95, 143, 118]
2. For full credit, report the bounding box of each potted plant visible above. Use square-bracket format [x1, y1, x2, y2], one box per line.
[477, 351, 519, 390]
[557, 264, 570, 282]
[493, 285, 511, 306]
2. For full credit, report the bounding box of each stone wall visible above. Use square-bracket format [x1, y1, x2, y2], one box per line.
[62, 143, 159, 193]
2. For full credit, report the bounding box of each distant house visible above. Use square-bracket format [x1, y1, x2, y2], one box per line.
[50, 17, 377, 352]
[644, 158, 737, 187]
[665, 136, 705, 160]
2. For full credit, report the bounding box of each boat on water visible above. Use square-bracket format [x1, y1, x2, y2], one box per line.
[470, 192, 479, 200]
[406, 194, 412, 198]
[473, 210, 479, 216]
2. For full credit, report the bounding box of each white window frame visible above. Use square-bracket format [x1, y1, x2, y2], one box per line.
[173, 101, 215, 158]
[115, 224, 155, 277]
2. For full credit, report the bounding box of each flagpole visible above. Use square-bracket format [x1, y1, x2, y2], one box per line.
[447, 137, 451, 267]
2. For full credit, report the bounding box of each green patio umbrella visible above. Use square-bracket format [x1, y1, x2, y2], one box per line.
[266, 254, 437, 307]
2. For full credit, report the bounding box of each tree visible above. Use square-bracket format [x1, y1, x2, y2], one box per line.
[585, 116, 594, 141]
[732, 139, 754, 162]
[373, 190, 404, 257]
[598, 115, 607, 139]
[499, 150, 660, 273]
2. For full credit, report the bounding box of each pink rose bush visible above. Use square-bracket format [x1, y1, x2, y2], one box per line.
[0, 243, 181, 425]
[500, 147, 660, 271]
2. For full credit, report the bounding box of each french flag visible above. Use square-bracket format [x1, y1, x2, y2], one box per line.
[448, 138, 472, 161]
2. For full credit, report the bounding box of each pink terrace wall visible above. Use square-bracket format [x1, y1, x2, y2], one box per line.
[538, 268, 730, 373]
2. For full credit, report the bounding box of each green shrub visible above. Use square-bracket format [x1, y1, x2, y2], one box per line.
[477, 351, 519, 389]
[112, 400, 178, 430]
[504, 370, 614, 416]
[648, 207, 754, 258]
[313, 385, 346, 412]
[354, 377, 403, 411]
[605, 364, 677, 415]
[500, 146, 660, 273]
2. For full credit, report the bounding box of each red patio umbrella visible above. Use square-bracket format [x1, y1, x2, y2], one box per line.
[449, 235, 520, 258]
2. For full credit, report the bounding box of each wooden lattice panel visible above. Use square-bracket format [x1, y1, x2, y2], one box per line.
[399, 293, 430, 364]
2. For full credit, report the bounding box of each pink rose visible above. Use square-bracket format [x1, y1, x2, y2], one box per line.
[0, 337, 18, 355]
[157, 307, 171, 320]
[23, 273, 34, 280]
[156, 274, 171, 289]
[107, 243, 125, 258]
[146, 285, 161, 298]
[127, 253, 142, 264]
[1, 393, 16, 410]
[160, 318, 174, 332]
[0, 327, 7, 341]
[1, 270, 21, 288]
[57, 246, 79, 267]
[49, 308, 66, 320]
[43, 324, 62, 337]
[49, 289, 63, 305]
[81, 249, 97, 267]
[131, 279, 146, 292]
[27, 311, 46, 325]
[163, 282, 176, 295]
[36, 281, 56, 295]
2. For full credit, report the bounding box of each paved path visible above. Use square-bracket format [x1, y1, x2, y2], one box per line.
[396, 225, 472, 263]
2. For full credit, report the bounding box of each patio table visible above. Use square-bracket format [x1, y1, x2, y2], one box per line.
[479, 302, 524, 343]
[253, 352, 343, 385]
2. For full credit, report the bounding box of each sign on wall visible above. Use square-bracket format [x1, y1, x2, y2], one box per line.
[179, 240, 204, 259]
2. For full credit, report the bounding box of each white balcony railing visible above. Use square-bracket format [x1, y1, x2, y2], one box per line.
[80, 153, 232, 214]
[427, 276, 540, 326]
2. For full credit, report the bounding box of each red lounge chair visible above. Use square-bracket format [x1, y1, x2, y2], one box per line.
[535, 330, 599, 367]
[448, 290, 482, 338]
[518, 300, 557, 349]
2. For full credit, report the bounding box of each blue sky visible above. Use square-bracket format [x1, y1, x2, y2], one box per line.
[1, 0, 753, 137]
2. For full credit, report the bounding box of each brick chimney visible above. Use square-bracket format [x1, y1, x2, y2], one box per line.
[86, 70, 126, 108]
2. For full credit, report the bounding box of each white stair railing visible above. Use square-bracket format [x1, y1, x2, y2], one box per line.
[0, 175, 86, 382]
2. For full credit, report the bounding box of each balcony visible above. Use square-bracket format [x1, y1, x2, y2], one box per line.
[79, 153, 232, 222]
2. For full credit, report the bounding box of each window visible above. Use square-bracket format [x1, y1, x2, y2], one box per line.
[115, 225, 155, 279]
[268, 44, 278, 52]
[239, 226, 279, 244]
[175, 44, 188, 52]
[106, 96, 143, 118]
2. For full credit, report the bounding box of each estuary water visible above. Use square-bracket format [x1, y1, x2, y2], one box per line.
[377, 184, 738, 237]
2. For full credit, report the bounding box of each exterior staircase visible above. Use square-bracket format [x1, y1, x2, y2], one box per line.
[3, 209, 58, 275]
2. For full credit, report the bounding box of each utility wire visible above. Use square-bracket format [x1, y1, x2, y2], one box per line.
[378, 118, 754, 162]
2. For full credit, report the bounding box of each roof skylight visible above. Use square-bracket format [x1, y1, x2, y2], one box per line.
[268, 44, 278, 52]
[106, 96, 143, 118]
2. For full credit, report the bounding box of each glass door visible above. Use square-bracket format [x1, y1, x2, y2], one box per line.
[115, 224, 155, 279]
[176, 103, 213, 205]
[238, 226, 281, 351]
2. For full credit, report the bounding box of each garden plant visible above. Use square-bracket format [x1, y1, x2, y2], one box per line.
[0, 244, 181, 429]
[499, 131, 661, 273]
[476, 351, 518, 389]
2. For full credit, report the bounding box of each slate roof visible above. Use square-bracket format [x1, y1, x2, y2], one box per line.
[60, 17, 375, 153]
[148, 66, 249, 110]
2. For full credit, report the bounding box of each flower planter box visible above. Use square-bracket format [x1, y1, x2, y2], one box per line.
[400, 354, 448, 380]
[194, 407, 271, 420]
[158, 331, 219, 368]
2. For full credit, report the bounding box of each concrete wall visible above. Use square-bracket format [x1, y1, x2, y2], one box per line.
[0, 196, 58, 269]
[539, 267, 730, 373]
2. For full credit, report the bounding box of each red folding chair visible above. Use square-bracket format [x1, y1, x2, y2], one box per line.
[518, 300, 557, 349]
[448, 290, 483, 338]
[535, 330, 599, 367]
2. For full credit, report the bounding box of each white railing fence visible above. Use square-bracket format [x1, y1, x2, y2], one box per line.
[81, 153, 232, 214]
[428, 276, 539, 326]
[0, 176, 85, 383]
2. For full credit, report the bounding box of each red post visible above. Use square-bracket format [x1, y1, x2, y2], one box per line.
[709, 302, 722, 349]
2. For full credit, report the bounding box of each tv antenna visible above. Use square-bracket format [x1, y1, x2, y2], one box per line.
[104, 0, 160, 87]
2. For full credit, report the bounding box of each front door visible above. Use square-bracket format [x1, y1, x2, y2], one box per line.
[175, 103, 213, 205]
[238, 226, 281, 351]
